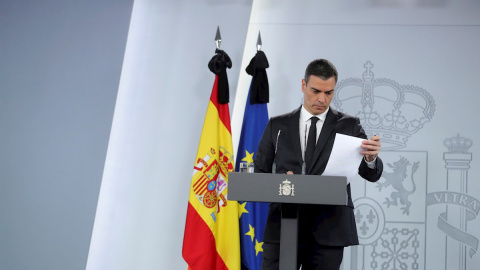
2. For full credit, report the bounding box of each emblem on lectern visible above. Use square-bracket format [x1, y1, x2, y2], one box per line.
[279, 179, 295, 196]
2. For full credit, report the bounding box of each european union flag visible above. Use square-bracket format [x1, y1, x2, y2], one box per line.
[236, 49, 270, 270]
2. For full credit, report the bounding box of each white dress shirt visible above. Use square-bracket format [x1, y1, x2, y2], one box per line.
[299, 105, 376, 169]
[299, 105, 328, 161]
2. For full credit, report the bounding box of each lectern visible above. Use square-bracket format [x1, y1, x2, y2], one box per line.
[228, 172, 347, 270]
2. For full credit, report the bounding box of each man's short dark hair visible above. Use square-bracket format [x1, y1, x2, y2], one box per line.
[304, 59, 338, 84]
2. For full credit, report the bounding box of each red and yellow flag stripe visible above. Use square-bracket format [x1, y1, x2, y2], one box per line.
[183, 76, 240, 270]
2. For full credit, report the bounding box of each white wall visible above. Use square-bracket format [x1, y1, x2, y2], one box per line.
[86, 1, 253, 269]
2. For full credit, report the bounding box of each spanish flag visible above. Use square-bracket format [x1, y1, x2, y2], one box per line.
[182, 50, 240, 270]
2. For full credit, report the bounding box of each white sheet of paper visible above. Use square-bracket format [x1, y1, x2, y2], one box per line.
[323, 133, 364, 184]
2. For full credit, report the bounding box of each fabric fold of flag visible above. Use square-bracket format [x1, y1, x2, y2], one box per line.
[183, 65, 240, 268]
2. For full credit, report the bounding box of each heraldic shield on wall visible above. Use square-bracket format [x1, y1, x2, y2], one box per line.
[333, 61, 431, 270]
[334, 61, 480, 270]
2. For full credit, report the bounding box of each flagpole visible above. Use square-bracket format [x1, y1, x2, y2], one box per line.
[182, 27, 240, 270]
[236, 31, 270, 270]
[232, 28, 261, 155]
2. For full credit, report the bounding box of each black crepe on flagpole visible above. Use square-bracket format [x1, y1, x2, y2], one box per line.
[208, 49, 232, 104]
[246, 50, 269, 104]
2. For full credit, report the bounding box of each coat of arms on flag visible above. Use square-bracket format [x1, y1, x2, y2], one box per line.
[193, 147, 233, 212]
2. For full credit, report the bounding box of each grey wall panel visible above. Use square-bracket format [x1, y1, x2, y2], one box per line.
[0, 1, 133, 269]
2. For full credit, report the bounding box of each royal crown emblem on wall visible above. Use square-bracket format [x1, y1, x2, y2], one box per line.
[333, 61, 436, 150]
[444, 134, 473, 153]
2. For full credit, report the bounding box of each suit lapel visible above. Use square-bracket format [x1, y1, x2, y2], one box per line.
[288, 106, 303, 165]
[310, 109, 338, 172]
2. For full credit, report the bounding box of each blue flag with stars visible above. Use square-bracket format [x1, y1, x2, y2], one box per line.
[236, 82, 269, 270]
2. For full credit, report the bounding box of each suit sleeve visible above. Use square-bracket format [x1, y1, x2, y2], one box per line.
[254, 119, 275, 173]
[352, 117, 384, 182]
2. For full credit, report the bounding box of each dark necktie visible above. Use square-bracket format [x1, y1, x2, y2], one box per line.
[305, 116, 318, 171]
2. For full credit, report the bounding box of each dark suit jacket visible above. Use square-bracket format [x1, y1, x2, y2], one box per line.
[254, 106, 383, 246]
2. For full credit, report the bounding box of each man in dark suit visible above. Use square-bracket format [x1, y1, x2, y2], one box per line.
[254, 59, 383, 270]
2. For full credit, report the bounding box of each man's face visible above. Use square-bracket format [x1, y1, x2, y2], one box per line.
[302, 75, 336, 115]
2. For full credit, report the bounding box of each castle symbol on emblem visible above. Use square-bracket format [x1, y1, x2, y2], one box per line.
[279, 179, 295, 196]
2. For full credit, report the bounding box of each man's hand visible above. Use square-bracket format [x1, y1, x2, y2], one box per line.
[361, 135, 381, 162]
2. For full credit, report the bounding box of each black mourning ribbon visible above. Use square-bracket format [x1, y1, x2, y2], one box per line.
[245, 50, 269, 104]
[208, 49, 232, 104]
[305, 117, 318, 172]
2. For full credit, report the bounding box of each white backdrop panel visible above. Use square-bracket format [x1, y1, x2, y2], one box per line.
[232, 1, 480, 269]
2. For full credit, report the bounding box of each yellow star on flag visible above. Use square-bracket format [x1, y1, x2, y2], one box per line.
[255, 239, 264, 256]
[241, 150, 254, 164]
[238, 202, 249, 218]
[245, 224, 255, 242]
